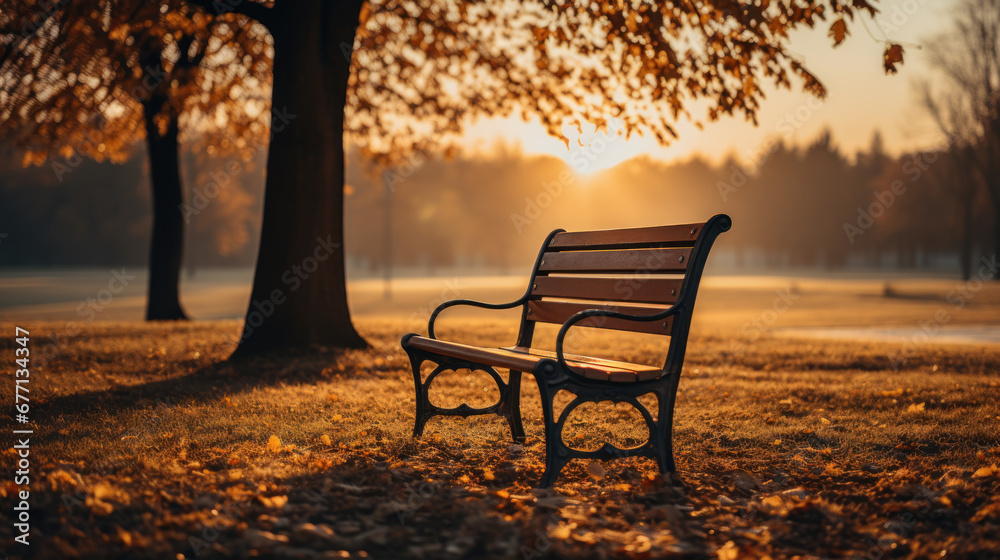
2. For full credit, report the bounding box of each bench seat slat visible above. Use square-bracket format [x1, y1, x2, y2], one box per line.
[548, 222, 704, 251]
[538, 248, 691, 274]
[503, 346, 660, 372]
[406, 336, 662, 383]
[502, 346, 662, 381]
[527, 300, 674, 335]
[532, 276, 683, 305]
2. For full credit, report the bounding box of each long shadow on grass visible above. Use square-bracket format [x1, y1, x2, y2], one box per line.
[36, 351, 360, 437]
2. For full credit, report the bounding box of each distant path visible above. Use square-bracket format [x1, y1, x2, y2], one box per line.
[775, 326, 1000, 345]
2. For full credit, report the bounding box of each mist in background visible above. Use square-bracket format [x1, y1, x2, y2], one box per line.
[0, 128, 991, 279]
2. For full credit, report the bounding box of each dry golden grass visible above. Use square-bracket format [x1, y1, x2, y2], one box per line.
[1, 313, 999, 560]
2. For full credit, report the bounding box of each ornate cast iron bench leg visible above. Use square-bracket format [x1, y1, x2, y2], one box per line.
[533, 366, 569, 487]
[403, 341, 525, 443]
[532, 361, 679, 488]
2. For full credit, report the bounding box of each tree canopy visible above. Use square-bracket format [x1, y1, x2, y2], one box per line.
[2, 0, 906, 171]
[345, 0, 902, 164]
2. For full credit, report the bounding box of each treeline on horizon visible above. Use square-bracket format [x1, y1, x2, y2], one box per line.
[0, 129, 993, 278]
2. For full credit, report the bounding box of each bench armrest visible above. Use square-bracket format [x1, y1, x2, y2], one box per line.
[428, 296, 528, 339]
[553, 305, 681, 375]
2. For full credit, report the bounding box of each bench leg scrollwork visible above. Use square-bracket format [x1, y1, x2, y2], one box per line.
[532, 362, 680, 487]
[404, 345, 526, 444]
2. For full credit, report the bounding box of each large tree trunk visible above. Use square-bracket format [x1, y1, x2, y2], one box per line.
[232, 0, 366, 356]
[143, 94, 189, 321]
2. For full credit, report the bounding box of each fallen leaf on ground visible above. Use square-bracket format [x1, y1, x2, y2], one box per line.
[906, 402, 926, 414]
[587, 462, 607, 480]
[260, 495, 288, 508]
[973, 465, 998, 478]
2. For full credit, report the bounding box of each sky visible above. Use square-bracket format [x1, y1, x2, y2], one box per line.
[463, 0, 956, 172]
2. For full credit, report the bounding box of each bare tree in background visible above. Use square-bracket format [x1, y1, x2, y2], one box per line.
[921, 86, 985, 280]
[924, 0, 1000, 274]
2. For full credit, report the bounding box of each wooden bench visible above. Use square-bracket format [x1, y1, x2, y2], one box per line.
[401, 214, 731, 486]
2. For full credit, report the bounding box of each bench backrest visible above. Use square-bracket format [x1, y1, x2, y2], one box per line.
[516, 214, 732, 376]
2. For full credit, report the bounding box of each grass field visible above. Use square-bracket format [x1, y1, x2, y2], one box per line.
[2, 277, 1000, 559]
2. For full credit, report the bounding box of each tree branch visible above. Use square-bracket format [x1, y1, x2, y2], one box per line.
[184, 0, 272, 30]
